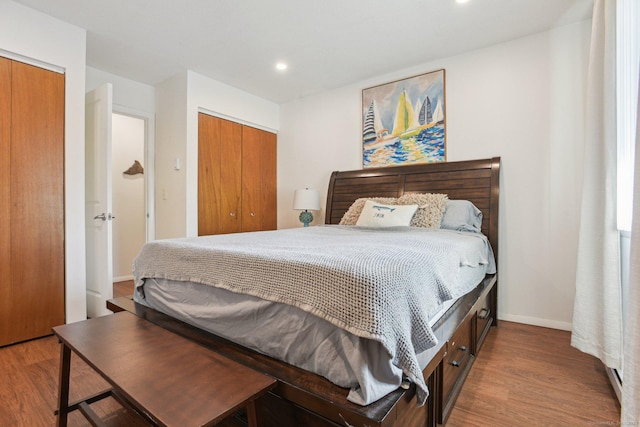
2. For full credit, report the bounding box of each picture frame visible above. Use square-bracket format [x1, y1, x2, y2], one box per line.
[362, 69, 446, 168]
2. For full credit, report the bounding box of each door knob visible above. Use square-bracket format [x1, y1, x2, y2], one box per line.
[93, 213, 115, 221]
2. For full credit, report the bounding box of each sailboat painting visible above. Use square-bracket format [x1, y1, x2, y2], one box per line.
[362, 69, 446, 168]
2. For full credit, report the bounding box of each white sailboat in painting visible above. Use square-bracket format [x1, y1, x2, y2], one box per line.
[414, 98, 423, 124]
[432, 99, 444, 124]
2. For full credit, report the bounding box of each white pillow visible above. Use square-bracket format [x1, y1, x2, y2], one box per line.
[339, 197, 397, 225]
[355, 200, 418, 227]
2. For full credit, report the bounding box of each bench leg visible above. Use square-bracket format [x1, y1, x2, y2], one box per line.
[56, 343, 71, 427]
[246, 399, 262, 427]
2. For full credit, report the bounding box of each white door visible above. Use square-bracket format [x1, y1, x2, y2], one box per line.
[85, 83, 114, 317]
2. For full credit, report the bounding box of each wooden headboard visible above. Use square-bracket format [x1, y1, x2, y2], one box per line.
[325, 157, 501, 263]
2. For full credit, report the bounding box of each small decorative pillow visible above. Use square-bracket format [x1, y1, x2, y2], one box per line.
[355, 200, 418, 227]
[339, 197, 397, 225]
[397, 193, 448, 228]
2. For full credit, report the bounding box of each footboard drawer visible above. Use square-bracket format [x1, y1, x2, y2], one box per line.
[440, 316, 473, 424]
[475, 288, 494, 352]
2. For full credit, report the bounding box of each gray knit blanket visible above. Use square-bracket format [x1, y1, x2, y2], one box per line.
[133, 225, 493, 405]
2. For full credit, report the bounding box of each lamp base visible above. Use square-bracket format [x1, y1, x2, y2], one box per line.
[298, 210, 313, 227]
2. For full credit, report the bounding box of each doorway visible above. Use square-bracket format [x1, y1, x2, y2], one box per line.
[85, 84, 155, 316]
[111, 112, 149, 285]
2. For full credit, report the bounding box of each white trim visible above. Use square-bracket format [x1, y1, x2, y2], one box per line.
[113, 275, 134, 283]
[499, 314, 572, 331]
[0, 48, 65, 74]
[198, 107, 278, 134]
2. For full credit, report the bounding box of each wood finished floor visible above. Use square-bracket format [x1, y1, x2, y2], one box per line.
[446, 321, 620, 426]
[113, 279, 134, 299]
[0, 281, 620, 426]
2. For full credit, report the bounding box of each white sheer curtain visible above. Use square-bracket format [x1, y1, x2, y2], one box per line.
[621, 71, 640, 424]
[571, 0, 622, 370]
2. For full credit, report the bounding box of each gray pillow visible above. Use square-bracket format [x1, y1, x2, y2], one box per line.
[440, 200, 483, 232]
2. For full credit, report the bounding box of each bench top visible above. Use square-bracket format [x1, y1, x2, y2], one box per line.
[53, 311, 276, 427]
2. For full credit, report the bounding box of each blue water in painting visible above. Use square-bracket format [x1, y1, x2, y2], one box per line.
[363, 124, 445, 167]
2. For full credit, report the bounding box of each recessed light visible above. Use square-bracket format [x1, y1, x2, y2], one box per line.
[276, 62, 288, 71]
[456, 0, 470, 3]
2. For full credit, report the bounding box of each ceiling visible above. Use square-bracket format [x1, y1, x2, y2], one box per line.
[14, 0, 593, 104]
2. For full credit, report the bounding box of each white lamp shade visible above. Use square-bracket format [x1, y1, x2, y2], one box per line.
[293, 188, 320, 211]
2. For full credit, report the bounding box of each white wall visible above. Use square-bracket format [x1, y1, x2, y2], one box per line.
[155, 72, 189, 239]
[0, 2, 87, 323]
[278, 20, 591, 330]
[111, 114, 146, 280]
[154, 70, 280, 239]
[86, 66, 155, 114]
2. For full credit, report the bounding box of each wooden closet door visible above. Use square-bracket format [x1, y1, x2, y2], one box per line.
[10, 61, 65, 343]
[241, 126, 277, 232]
[0, 57, 11, 345]
[198, 113, 220, 236]
[198, 114, 242, 235]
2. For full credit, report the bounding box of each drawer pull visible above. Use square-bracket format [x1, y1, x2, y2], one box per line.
[450, 346, 468, 367]
[478, 308, 491, 320]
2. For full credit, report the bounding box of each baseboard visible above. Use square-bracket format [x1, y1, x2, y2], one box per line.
[113, 275, 134, 283]
[499, 314, 572, 331]
[605, 367, 622, 403]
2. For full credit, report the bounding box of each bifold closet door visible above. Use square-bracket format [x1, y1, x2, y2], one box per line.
[0, 59, 65, 346]
[241, 126, 276, 232]
[198, 113, 242, 235]
[0, 57, 11, 345]
[198, 113, 277, 236]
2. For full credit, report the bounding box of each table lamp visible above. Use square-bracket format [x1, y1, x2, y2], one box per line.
[293, 188, 320, 227]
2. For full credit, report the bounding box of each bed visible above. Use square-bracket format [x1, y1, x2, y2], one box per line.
[108, 156, 500, 427]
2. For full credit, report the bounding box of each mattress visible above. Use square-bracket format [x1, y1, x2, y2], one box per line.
[133, 226, 495, 405]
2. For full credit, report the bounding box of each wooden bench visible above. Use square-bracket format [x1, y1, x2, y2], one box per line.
[53, 311, 276, 427]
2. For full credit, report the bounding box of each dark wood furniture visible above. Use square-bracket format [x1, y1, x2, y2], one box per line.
[109, 157, 500, 427]
[325, 157, 500, 265]
[53, 311, 276, 427]
[325, 157, 501, 424]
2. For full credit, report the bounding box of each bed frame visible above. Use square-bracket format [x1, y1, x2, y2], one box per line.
[108, 156, 500, 427]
